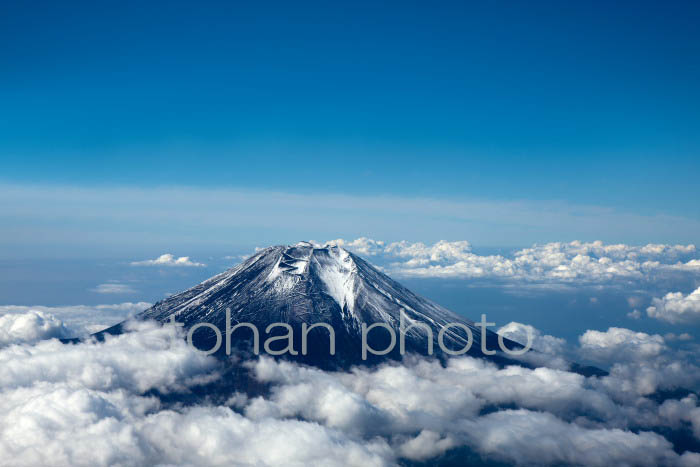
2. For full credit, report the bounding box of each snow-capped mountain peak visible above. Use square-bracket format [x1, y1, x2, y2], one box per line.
[127, 242, 511, 366]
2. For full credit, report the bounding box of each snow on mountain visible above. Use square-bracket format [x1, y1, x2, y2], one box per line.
[128, 242, 515, 367]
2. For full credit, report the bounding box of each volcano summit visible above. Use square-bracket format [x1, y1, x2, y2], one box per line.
[102, 242, 523, 368]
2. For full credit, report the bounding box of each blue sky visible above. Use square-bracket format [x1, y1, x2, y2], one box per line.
[1, 0, 700, 252]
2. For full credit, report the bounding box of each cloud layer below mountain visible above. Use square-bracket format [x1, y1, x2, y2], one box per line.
[0, 310, 698, 466]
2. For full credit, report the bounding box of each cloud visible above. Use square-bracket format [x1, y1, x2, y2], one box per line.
[247, 349, 700, 466]
[659, 396, 700, 442]
[464, 409, 679, 467]
[1, 317, 699, 466]
[0, 321, 219, 393]
[647, 287, 700, 324]
[0, 302, 150, 336]
[579, 327, 700, 397]
[327, 237, 386, 256]
[627, 309, 642, 319]
[329, 238, 700, 286]
[0, 311, 68, 346]
[498, 322, 567, 355]
[223, 254, 250, 261]
[664, 333, 693, 342]
[131, 254, 205, 267]
[138, 406, 393, 467]
[0, 322, 393, 467]
[396, 430, 457, 461]
[0, 383, 394, 467]
[579, 327, 667, 363]
[497, 322, 570, 369]
[91, 282, 137, 294]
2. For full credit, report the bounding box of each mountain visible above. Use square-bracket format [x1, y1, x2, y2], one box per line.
[102, 242, 521, 368]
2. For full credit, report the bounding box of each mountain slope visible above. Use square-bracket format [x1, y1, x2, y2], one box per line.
[126, 242, 517, 367]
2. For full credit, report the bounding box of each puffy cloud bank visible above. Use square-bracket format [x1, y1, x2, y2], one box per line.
[647, 287, 700, 324]
[243, 337, 700, 467]
[131, 253, 205, 267]
[0, 308, 699, 466]
[577, 327, 700, 398]
[0, 310, 68, 346]
[0, 302, 150, 336]
[327, 238, 699, 285]
[0, 319, 392, 467]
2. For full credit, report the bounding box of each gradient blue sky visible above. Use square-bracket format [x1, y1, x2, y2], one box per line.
[2, 0, 700, 254]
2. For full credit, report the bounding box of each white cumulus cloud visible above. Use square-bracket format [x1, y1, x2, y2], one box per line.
[647, 287, 700, 324]
[0, 302, 151, 336]
[0, 322, 392, 467]
[1, 316, 699, 466]
[498, 321, 570, 369]
[327, 238, 699, 285]
[579, 327, 700, 397]
[131, 253, 205, 267]
[247, 347, 700, 466]
[0, 311, 68, 346]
